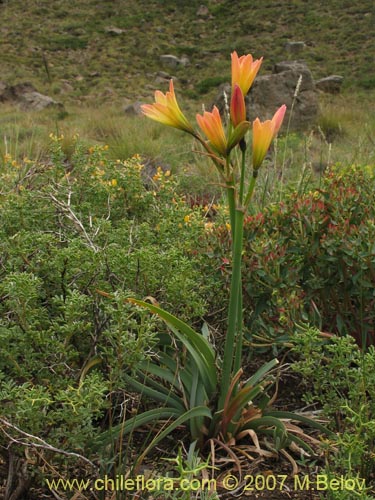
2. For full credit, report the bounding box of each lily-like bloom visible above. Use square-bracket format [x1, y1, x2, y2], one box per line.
[196, 106, 228, 156]
[196, 106, 251, 158]
[252, 105, 287, 170]
[231, 51, 263, 96]
[230, 84, 246, 127]
[141, 80, 194, 134]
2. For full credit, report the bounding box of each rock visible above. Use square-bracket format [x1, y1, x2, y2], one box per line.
[60, 80, 74, 94]
[196, 4, 210, 17]
[0, 82, 64, 111]
[273, 60, 311, 76]
[179, 56, 190, 67]
[154, 76, 170, 85]
[123, 101, 143, 116]
[156, 71, 171, 79]
[160, 54, 190, 69]
[154, 71, 175, 85]
[315, 75, 344, 94]
[247, 61, 318, 130]
[212, 61, 319, 131]
[285, 41, 306, 55]
[105, 26, 126, 35]
[160, 55, 180, 69]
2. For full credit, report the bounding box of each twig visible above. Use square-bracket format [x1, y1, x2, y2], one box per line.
[0, 418, 97, 469]
[49, 192, 99, 252]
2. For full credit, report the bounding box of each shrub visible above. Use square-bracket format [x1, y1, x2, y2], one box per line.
[207, 164, 375, 348]
[0, 139, 223, 495]
[292, 325, 375, 494]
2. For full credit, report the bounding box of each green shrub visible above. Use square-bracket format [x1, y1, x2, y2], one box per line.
[207, 164, 375, 349]
[292, 325, 375, 495]
[0, 139, 224, 494]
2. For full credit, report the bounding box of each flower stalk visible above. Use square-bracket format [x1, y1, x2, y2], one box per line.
[140, 51, 286, 430]
[218, 206, 245, 410]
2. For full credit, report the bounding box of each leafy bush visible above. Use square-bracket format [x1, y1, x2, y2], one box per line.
[0, 139, 224, 495]
[208, 164, 375, 348]
[292, 325, 375, 496]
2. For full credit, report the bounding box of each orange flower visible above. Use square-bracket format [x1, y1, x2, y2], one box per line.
[196, 106, 250, 157]
[231, 51, 263, 96]
[141, 80, 194, 133]
[230, 84, 246, 127]
[252, 105, 286, 170]
[196, 106, 228, 156]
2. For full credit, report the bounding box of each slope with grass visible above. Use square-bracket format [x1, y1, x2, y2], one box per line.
[1, 0, 374, 106]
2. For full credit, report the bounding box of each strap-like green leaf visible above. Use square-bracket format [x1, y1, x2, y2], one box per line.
[158, 352, 193, 392]
[95, 407, 180, 446]
[124, 373, 185, 412]
[138, 360, 184, 393]
[246, 415, 287, 435]
[141, 406, 212, 454]
[129, 298, 217, 394]
[245, 358, 279, 387]
[264, 410, 335, 437]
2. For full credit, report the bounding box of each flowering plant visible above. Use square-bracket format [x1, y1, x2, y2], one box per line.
[97, 52, 329, 461]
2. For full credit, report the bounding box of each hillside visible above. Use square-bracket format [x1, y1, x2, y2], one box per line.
[1, 0, 374, 107]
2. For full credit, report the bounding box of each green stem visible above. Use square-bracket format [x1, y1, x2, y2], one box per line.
[244, 169, 258, 208]
[218, 207, 245, 411]
[238, 140, 247, 205]
[226, 180, 236, 240]
[233, 279, 243, 376]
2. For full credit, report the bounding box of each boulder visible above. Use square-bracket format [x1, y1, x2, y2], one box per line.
[160, 54, 190, 69]
[123, 101, 143, 116]
[315, 75, 344, 94]
[212, 60, 318, 131]
[104, 26, 126, 35]
[249, 61, 319, 130]
[196, 5, 210, 17]
[0, 82, 64, 111]
[154, 71, 176, 85]
[284, 41, 306, 55]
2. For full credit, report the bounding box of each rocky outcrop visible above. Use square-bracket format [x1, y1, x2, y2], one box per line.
[284, 41, 306, 56]
[123, 101, 143, 116]
[212, 60, 319, 131]
[196, 5, 210, 17]
[0, 82, 64, 111]
[160, 54, 190, 69]
[316, 75, 344, 94]
[104, 26, 126, 35]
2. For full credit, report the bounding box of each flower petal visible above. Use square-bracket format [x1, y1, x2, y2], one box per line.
[230, 84, 246, 127]
[196, 106, 228, 156]
[231, 51, 263, 96]
[141, 80, 194, 133]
